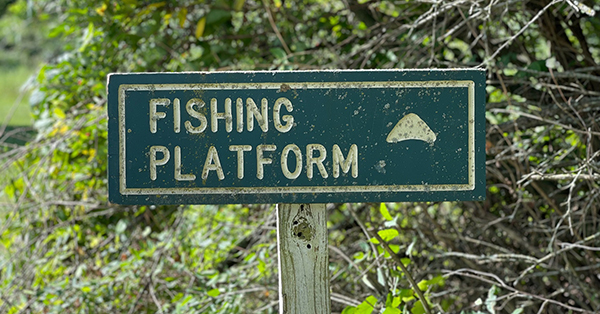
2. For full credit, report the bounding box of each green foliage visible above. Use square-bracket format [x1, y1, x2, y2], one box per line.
[0, 65, 33, 126]
[1, 0, 600, 313]
[0, 0, 61, 67]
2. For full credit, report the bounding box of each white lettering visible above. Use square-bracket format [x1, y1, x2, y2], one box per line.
[149, 146, 170, 180]
[257, 144, 276, 179]
[229, 145, 252, 179]
[149, 98, 169, 133]
[202, 146, 225, 180]
[306, 144, 328, 179]
[273, 97, 294, 133]
[247, 98, 268, 132]
[147, 143, 359, 182]
[173, 98, 181, 133]
[236, 98, 244, 133]
[174, 146, 195, 181]
[281, 144, 302, 179]
[332, 144, 358, 178]
[211, 97, 233, 133]
[185, 98, 207, 133]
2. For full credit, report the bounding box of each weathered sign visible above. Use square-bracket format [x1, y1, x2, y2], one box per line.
[107, 69, 486, 204]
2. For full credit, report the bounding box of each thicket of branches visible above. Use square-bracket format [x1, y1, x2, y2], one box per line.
[1, 0, 599, 313]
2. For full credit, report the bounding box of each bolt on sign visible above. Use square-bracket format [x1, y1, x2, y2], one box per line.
[107, 69, 486, 205]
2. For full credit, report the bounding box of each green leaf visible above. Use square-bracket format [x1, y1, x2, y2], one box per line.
[270, 48, 287, 60]
[195, 17, 206, 39]
[380, 203, 393, 221]
[388, 244, 400, 254]
[146, 2, 165, 10]
[4, 184, 15, 199]
[79, 22, 95, 52]
[207, 288, 220, 297]
[180, 295, 192, 305]
[134, 206, 146, 217]
[377, 228, 399, 242]
[257, 259, 266, 273]
[53, 108, 66, 119]
[410, 300, 425, 314]
[172, 293, 184, 303]
[178, 8, 188, 27]
[401, 290, 416, 304]
[382, 307, 401, 314]
[341, 306, 356, 314]
[206, 9, 231, 25]
[355, 295, 377, 314]
[365, 296, 377, 305]
[415, 275, 445, 294]
[417, 279, 428, 291]
[233, 0, 245, 11]
[528, 60, 548, 72]
[511, 308, 524, 314]
[353, 251, 366, 262]
[428, 275, 444, 287]
[392, 295, 401, 307]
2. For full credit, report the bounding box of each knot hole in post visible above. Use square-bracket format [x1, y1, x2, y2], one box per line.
[291, 207, 314, 249]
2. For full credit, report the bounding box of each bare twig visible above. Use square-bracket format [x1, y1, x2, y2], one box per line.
[480, 0, 560, 66]
[523, 173, 600, 181]
[444, 268, 592, 313]
[262, 0, 291, 56]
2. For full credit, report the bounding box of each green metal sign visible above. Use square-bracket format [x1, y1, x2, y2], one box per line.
[108, 69, 486, 204]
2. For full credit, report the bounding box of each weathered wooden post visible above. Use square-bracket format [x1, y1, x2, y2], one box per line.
[107, 69, 486, 313]
[277, 204, 330, 314]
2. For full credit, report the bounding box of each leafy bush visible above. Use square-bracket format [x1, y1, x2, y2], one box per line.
[1, 0, 599, 313]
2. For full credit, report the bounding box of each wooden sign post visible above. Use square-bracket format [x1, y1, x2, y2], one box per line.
[107, 69, 486, 313]
[277, 204, 330, 313]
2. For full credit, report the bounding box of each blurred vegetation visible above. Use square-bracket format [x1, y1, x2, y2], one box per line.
[0, 0, 63, 128]
[0, 0, 61, 67]
[0, 66, 32, 126]
[1, 0, 600, 313]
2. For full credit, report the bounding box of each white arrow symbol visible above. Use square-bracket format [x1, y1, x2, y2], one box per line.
[386, 113, 436, 145]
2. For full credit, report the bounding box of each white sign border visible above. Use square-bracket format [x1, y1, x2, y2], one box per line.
[119, 80, 476, 195]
